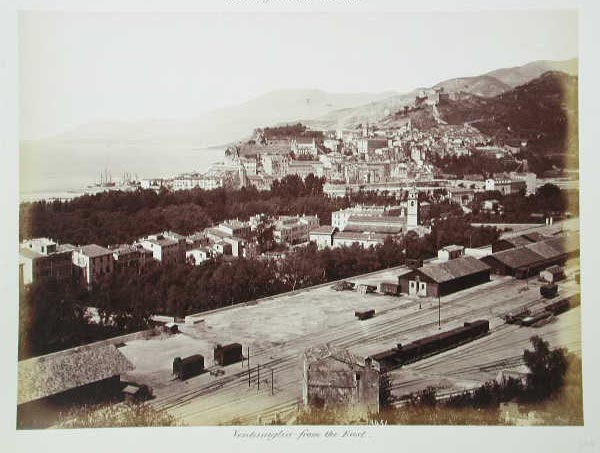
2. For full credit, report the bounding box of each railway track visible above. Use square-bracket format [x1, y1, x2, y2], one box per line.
[148, 276, 580, 424]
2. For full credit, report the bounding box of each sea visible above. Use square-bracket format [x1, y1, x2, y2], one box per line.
[19, 141, 228, 203]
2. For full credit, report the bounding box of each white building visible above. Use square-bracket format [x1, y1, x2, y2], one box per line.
[138, 232, 186, 265]
[485, 178, 527, 195]
[19, 238, 75, 286]
[186, 247, 213, 265]
[261, 154, 288, 178]
[331, 205, 393, 230]
[509, 172, 538, 196]
[437, 244, 465, 262]
[309, 226, 337, 249]
[72, 244, 114, 287]
[273, 215, 320, 245]
[291, 137, 318, 157]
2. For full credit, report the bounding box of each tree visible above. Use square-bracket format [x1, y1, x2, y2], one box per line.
[523, 335, 568, 400]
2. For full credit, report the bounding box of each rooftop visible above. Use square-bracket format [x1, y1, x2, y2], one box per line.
[142, 237, 178, 247]
[343, 224, 403, 235]
[415, 256, 490, 284]
[442, 244, 465, 253]
[294, 136, 316, 145]
[78, 244, 113, 258]
[18, 344, 134, 405]
[347, 215, 405, 224]
[335, 231, 388, 241]
[304, 344, 368, 368]
[310, 225, 337, 235]
[490, 235, 579, 269]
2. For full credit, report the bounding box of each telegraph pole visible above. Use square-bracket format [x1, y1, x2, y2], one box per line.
[247, 346, 250, 368]
[271, 369, 274, 395]
[257, 364, 260, 391]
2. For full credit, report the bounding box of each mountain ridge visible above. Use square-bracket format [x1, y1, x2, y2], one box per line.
[24, 58, 578, 147]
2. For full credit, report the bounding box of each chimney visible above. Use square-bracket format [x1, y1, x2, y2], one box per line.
[365, 357, 372, 369]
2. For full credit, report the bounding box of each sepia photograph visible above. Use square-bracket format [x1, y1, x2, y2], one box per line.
[3, 1, 599, 450]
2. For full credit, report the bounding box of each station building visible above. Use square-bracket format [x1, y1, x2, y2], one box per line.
[398, 256, 491, 298]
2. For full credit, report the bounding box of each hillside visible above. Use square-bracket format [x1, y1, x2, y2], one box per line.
[433, 75, 511, 98]
[438, 71, 579, 169]
[485, 58, 578, 88]
[307, 58, 577, 131]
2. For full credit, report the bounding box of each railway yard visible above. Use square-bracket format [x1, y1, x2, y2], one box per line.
[119, 241, 581, 425]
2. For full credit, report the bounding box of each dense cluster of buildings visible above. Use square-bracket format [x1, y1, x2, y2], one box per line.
[18, 211, 324, 288]
[137, 99, 535, 201]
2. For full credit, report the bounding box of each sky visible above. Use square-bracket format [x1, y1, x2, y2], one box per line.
[19, 10, 578, 140]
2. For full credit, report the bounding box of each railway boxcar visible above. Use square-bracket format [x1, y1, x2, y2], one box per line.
[540, 283, 558, 299]
[379, 282, 401, 296]
[355, 309, 375, 320]
[214, 343, 243, 366]
[173, 354, 204, 380]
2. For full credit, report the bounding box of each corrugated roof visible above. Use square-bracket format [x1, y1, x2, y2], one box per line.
[525, 241, 562, 259]
[490, 247, 546, 269]
[18, 344, 134, 405]
[544, 235, 580, 255]
[490, 235, 579, 270]
[418, 256, 490, 283]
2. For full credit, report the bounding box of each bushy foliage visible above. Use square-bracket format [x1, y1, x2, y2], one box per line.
[54, 403, 181, 428]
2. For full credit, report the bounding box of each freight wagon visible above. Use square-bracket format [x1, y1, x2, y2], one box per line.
[370, 320, 489, 370]
[357, 284, 377, 295]
[379, 282, 401, 296]
[540, 283, 558, 299]
[173, 354, 205, 380]
[214, 343, 243, 366]
[355, 309, 375, 320]
[332, 281, 355, 291]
